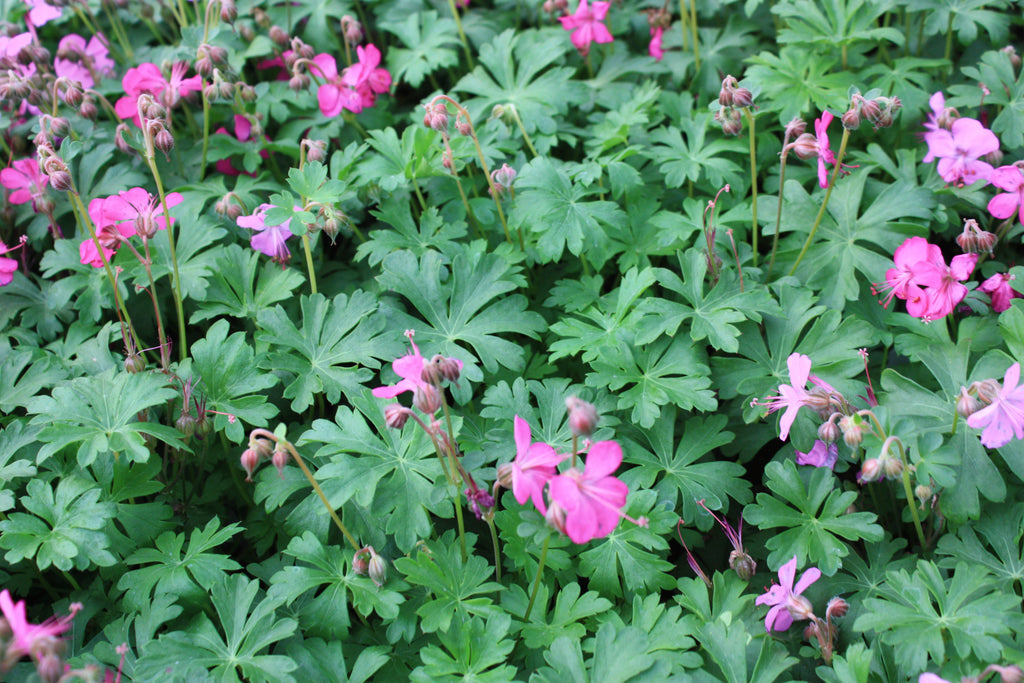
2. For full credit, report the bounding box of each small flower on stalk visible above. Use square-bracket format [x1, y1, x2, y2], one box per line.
[0, 238, 25, 286]
[465, 483, 495, 520]
[490, 163, 517, 198]
[979, 272, 1021, 313]
[559, 0, 613, 56]
[237, 203, 294, 265]
[752, 353, 834, 442]
[495, 415, 564, 513]
[966, 362, 1024, 448]
[923, 116, 1000, 187]
[1, 157, 49, 209]
[696, 499, 756, 580]
[755, 555, 820, 632]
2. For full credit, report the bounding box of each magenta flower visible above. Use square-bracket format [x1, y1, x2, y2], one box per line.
[648, 27, 664, 61]
[967, 362, 1024, 448]
[236, 203, 294, 265]
[0, 589, 80, 662]
[0, 32, 32, 63]
[0, 241, 19, 286]
[917, 252, 977, 321]
[24, 0, 62, 27]
[114, 62, 201, 124]
[58, 33, 115, 78]
[755, 556, 820, 632]
[547, 440, 646, 544]
[559, 0, 613, 56]
[79, 188, 183, 267]
[979, 272, 1020, 313]
[372, 329, 430, 399]
[924, 117, 999, 186]
[312, 45, 391, 117]
[497, 415, 565, 513]
[874, 236, 945, 309]
[214, 114, 267, 176]
[796, 440, 838, 469]
[753, 353, 832, 441]
[987, 165, 1024, 225]
[1, 157, 48, 208]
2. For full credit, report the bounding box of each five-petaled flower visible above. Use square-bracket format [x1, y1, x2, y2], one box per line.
[966, 362, 1024, 448]
[923, 117, 999, 187]
[755, 555, 820, 632]
[979, 272, 1021, 313]
[987, 165, 1024, 225]
[752, 353, 833, 441]
[311, 44, 391, 117]
[79, 188, 184, 268]
[236, 203, 295, 265]
[559, 0, 613, 56]
[496, 416, 565, 513]
[1, 157, 48, 209]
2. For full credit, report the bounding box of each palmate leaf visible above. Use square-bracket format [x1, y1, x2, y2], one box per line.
[191, 244, 305, 323]
[603, 594, 702, 673]
[189, 320, 279, 443]
[28, 369, 183, 466]
[137, 574, 298, 683]
[936, 503, 1024, 591]
[380, 11, 461, 88]
[0, 475, 116, 571]
[743, 460, 883, 576]
[646, 116, 745, 190]
[636, 249, 780, 353]
[411, 613, 516, 683]
[0, 421, 38, 513]
[909, 0, 1010, 45]
[854, 561, 1022, 678]
[693, 619, 799, 683]
[257, 291, 394, 413]
[510, 157, 628, 269]
[454, 28, 586, 138]
[0, 344, 67, 412]
[521, 582, 612, 649]
[357, 126, 443, 193]
[357, 202, 467, 267]
[746, 46, 856, 123]
[587, 337, 716, 429]
[773, 0, 904, 51]
[621, 411, 747, 529]
[376, 246, 544, 380]
[531, 623, 668, 683]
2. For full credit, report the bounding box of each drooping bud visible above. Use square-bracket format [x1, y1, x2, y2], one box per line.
[289, 73, 310, 92]
[252, 436, 274, 460]
[78, 98, 97, 119]
[154, 128, 175, 153]
[818, 414, 841, 444]
[785, 117, 806, 139]
[789, 133, 819, 160]
[545, 499, 568, 536]
[974, 378, 1002, 404]
[825, 596, 848, 619]
[881, 454, 903, 479]
[220, 0, 237, 22]
[465, 486, 495, 520]
[565, 396, 598, 436]
[413, 384, 441, 415]
[732, 87, 753, 109]
[341, 15, 363, 46]
[841, 107, 860, 130]
[859, 457, 881, 483]
[839, 414, 865, 448]
[384, 404, 411, 429]
[423, 102, 449, 132]
[352, 548, 370, 575]
[957, 218, 997, 254]
[367, 547, 387, 587]
[176, 413, 197, 439]
[728, 549, 756, 581]
[240, 448, 260, 481]
[989, 664, 1024, 683]
[269, 25, 289, 46]
[454, 114, 472, 136]
[304, 138, 327, 163]
[914, 484, 933, 507]
[1002, 45, 1022, 69]
[957, 386, 981, 417]
[115, 123, 133, 154]
[271, 447, 289, 478]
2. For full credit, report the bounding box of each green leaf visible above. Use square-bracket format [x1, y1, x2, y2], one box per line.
[0, 421, 39, 513]
[0, 476, 116, 571]
[510, 157, 627, 269]
[257, 291, 392, 412]
[773, 0, 905, 50]
[191, 244, 305, 323]
[285, 639, 388, 683]
[394, 532, 503, 633]
[357, 202, 467, 267]
[0, 345, 67, 412]
[377, 246, 544, 378]
[411, 613, 516, 682]
[743, 460, 883, 575]
[746, 46, 856, 123]
[28, 369, 182, 466]
[646, 116, 745, 189]
[952, 48, 1024, 150]
[380, 11, 461, 88]
[521, 582, 612, 649]
[189, 320, 279, 442]
[937, 502, 1024, 592]
[694, 618, 799, 683]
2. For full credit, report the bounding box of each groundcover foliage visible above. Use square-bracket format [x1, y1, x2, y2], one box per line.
[4, 0, 1024, 680]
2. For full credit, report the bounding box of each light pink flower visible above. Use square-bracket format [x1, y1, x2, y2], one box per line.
[648, 27, 664, 61]
[58, 33, 115, 78]
[24, 0, 62, 27]
[753, 353, 833, 442]
[796, 440, 838, 469]
[0, 32, 32, 63]
[312, 45, 391, 117]
[547, 440, 642, 544]
[559, 0, 613, 56]
[755, 556, 820, 632]
[0, 241, 19, 286]
[79, 188, 183, 267]
[497, 416, 564, 513]
[0, 589, 79, 662]
[987, 165, 1024, 225]
[918, 675, 951, 683]
[924, 117, 999, 186]
[236, 203, 294, 265]
[979, 272, 1020, 313]
[967, 362, 1024, 448]
[1, 157, 48, 208]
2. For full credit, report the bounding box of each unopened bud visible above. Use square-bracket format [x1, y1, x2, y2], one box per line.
[204, 82, 219, 100]
[63, 83, 83, 107]
[269, 25, 289, 46]
[728, 549, 756, 581]
[825, 596, 848, 619]
[253, 7, 269, 27]
[304, 138, 327, 163]
[196, 57, 213, 77]
[914, 484, 933, 506]
[271, 447, 289, 478]
[154, 128, 175, 152]
[1002, 45, 1022, 70]
[413, 384, 441, 414]
[974, 378, 1002, 404]
[717, 108, 742, 136]
[718, 87, 733, 107]
[384, 404, 411, 429]
[289, 73, 309, 92]
[566, 396, 598, 436]
[50, 116, 70, 137]
[841, 107, 861, 130]
[176, 413, 197, 439]
[785, 117, 806, 139]
[78, 99, 97, 119]
[352, 548, 370, 575]
[37, 653, 63, 683]
[789, 133, 819, 160]
[803, 621, 819, 641]
[367, 547, 387, 587]
[220, 0, 237, 22]
[858, 98, 881, 124]
[115, 123, 133, 153]
[860, 457, 881, 483]
[423, 102, 449, 132]
[818, 417, 840, 444]
[341, 15, 363, 45]
[785, 593, 815, 622]
[48, 170, 72, 192]
[491, 162, 516, 193]
[839, 414, 864, 448]
[545, 500, 568, 536]
[124, 354, 146, 373]
[732, 87, 753, 109]
[238, 23, 254, 41]
[957, 386, 981, 417]
[455, 117, 472, 136]
[985, 149, 1004, 166]
[240, 448, 260, 481]
[881, 454, 903, 479]
[238, 83, 256, 101]
[990, 664, 1023, 683]
[252, 436, 274, 460]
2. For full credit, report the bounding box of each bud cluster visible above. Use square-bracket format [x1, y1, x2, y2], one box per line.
[956, 217, 997, 254]
[714, 75, 753, 136]
[843, 93, 901, 131]
[353, 546, 387, 587]
[340, 15, 363, 47]
[490, 162, 517, 199]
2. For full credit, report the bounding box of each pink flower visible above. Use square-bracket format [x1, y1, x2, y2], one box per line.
[0, 32, 32, 63]
[916, 252, 977, 321]
[874, 236, 945, 309]
[58, 33, 115, 78]
[796, 440, 838, 469]
[755, 556, 820, 632]
[24, 0, 62, 27]
[0, 241, 19, 286]
[874, 237, 976, 321]
[967, 362, 1024, 448]
[236, 203, 294, 265]
[497, 416, 565, 513]
[648, 26, 664, 61]
[214, 114, 267, 176]
[547, 440, 646, 543]
[918, 675, 951, 683]
[0, 589, 79, 662]
[987, 165, 1024, 225]
[559, 0, 613, 56]
[114, 62, 201, 125]
[753, 353, 833, 442]
[813, 111, 857, 188]
[312, 45, 391, 117]
[372, 329, 430, 400]
[979, 272, 1020, 313]
[924, 117, 999, 186]
[1, 157, 48, 208]
[79, 188, 183, 267]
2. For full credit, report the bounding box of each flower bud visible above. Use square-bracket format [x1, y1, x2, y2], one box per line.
[566, 396, 598, 436]
[367, 547, 387, 587]
[37, 652, 63, 683]
[789, 133, 819, 160]
[839, 414, 864, 448]
[881, 454, 903, 479]
[115, 123, 133, 154]
[204, 82, 219, 100]
[220, 0, 237, 22]
[252, 436, 274, 460]
[272, 447, 289, 478]
[985, 149, 1004, 167]
[48, 169, 72, 192]
[196, 56, 213, 77]
[352, 547, 370, 575]
[240, 448, 260, 481]
[78, 98, 97, 119]
[495, 463, 513, 490]
[341, 15, 363, 46]
[728, 549, 756, 581]
[803, 621, 819, 641]
[914, 484, 933, 507]
[289, 73, 309, 92]
[154, 128, 175, 153]
[990, 665, 1024, 683]
[238, 83, 256, 102]
[384, 403, 411, 429]
[304, 138, 327, 163]
[545, 500, 568, 536]
[957, 386, 981, 417]
[63, 82, 83, 107]
[718, 87, 733, 107]
[785, 593, 815, 622]
[124, 353, 146, 374]
[35, 195, 55, 214]
[732, 87, 753, 109]
[785, 117, 806, 139]
[1002, 45, 1022, 69]
[269, 25, 289, 46]
[860, 457, 881, 483]
[841, 107, 861, 130]
[974, 378, 1002, 404]
[423, 102, 449, 131]
[238, 23, 253, 41]
[176, 413, 197, 439]
[818, 417, 840, 444]
[825, 596, 848, 619]
[455, 116, 472, 136]
[413, 384, 441, 415]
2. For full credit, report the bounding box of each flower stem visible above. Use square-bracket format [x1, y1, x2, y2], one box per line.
[767, 153, 789, 279]
[688, 0, 700, 70]
[199, 89, 211, 181]
[788, 128, 850, 276]
[143, 155, 187, 362]
[508, 104, 538, 158]
[447, 0, 475, 69]
[523, 533, 550, 621]
[893, 439, 927, 549]
[297, 148, 318, 295]
[677, 0, 689, 50]
[486, 515, 502, 582]
[744, 107, 758, 266]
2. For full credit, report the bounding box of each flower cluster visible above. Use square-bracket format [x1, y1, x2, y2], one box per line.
[115, 62, 201, 126]
[80, 187, 184, 267]
[495, 409, 647, 544]
[873, 236, 977, 321]
[312, 44, 391, 117]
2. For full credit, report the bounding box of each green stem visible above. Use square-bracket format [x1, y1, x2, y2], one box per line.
[454, 485, 468, 561]
[61, 571, 81, 592]
[508, 104, 538, 157]
[145, 155, 187, 362]
[285, 441, 360, 551]
[688, 0, 699, 71]
[744, 107, 758, 267]
[523, 534, 550, 621]
[788, 128, 850, 276]
[893, 439, 927, 550]
[199, 89, 211, 180]
[300, 234, 318, 294]
[447, 0, 475, 69]
[99, 1, 134, 61]
[767, 153, 788, 279]
[677, 0, 689, 50]
[486, 515, 502, 582]
[943, 12, 954, 65]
